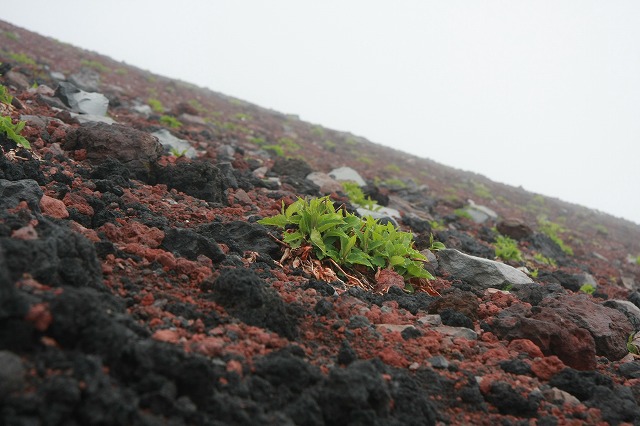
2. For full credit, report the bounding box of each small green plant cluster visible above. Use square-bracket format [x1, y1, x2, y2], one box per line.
[533, 252, 557, 267]
[0, 84, 13, 105]
[454, 208, 473, 221]
[342, 182, 381, 212]
[277, 137, 301, 153]
[357, 156, 373, 165]
[494, 235, 523, 262]
[147, 98, 164, 113]
[381, 178, 407, 189]
[169, 147, 187, 157]
[3, 31, 19, 41]
[0, 116, 31, 149]
[160, 115, 182, 129]
[259, 197, 436, 283]
[579, 283, 596, 295]
[472, 182, 492, 199]
[628, 332, 640, 355]
[384, 163, 401, 173]
[538, 217, 574, 256]
[635, 255, 640, 266]
[80, 59, 108, 73]
[4, 51, 36, 65]
[233, 113, 251, 121]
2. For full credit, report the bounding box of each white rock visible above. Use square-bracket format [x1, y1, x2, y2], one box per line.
[328, 166, 366, 186]
[152, 129, 197, 159]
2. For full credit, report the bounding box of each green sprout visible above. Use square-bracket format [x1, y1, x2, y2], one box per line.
[0, 84, 13, 105]
[538, 217, 574, 256]
[147, 98, 164, 113]
[579, 284, 596, 295]
[169, 147, 188, 158]
[0, 116, 31, 150]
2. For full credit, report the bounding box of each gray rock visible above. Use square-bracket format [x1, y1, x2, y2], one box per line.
[464, 200, 498, 224]
[328, 166, 366, 186]
[356, 206, 400, 224]
[603, 299, 640, 330]
[69, 112, 116, 125]
[437, 249, 533, 290]
[433, 325, 478, 340]
[4, 70, 30, 90]
[69, 68, 101, 92]
[428, 356, 450, 369]
[55, 82, 108, 116]
[0, 179, 43, 213]
[152, 129, 197, 159]
[50, 71, 66, 81]
[132, 103, 152, 117]
[0, 351, 25, 400]
[306, 172, 344, 194]
[621, 276, 636, 291]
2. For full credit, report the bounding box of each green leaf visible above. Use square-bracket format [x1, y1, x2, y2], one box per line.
[389, 255, 406, 267]
[346, 250, 372, 267]
[258, 215, 288, 228]
[310, 229, 326, 254]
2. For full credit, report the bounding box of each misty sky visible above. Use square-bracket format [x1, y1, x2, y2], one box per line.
[3, 1, 640, 224]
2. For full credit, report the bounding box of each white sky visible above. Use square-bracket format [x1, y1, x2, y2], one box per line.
[3, 1, 640, 224]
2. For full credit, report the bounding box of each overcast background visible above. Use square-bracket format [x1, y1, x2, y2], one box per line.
[3, 1, 640, 224]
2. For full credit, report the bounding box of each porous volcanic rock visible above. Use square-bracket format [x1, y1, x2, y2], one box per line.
[64, 122, 163, 179]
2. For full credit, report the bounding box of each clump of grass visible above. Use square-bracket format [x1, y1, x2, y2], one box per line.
[494, 235, 523, 262]
[147, 98, 164, 113]
[538, 217, 574, 256]
[0, 116, 31, 150]
[454, 208, 473, 221]
[579, 283, 595, 295]
[342, 182, 380, 212]
[160, 115, 182, 129]
[533, 252, 557, 267]
[81, 59, 109, 73]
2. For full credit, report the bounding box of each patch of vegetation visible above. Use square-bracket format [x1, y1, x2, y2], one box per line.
[0, 116, 31, 150]
[494, 235, 523, 262]
[636, 255, 640, 266]
[344, 137, 358, 146]
[342, 181, 381, 212]
[323, 140, 336, 150]
[472, 182, 492, 199]
[538, 217, 574, 256]
[81, 59, 109, 73]
[594, 224, 608, 235]
[428, 233, 446, 252]
[263, 145, 284, 157]
[311, 126, 324, 137]
[188, 99, 206, 114]
[5, 51, 36, 66]
[627, 332, 640, 355]
[259, 197, 438, 289]
[0, 84, 13, 105]
[357, 156, 373, 165]
[579, 284, 595, 295]
[3, 31, 19, 41]
[533, 252, 557, 267]
[160, 115, 182, 129]
[115, 68, 128, 76]
[454, 208, 473, 221]
[278, 137, 301, 153]
[147, 98, 164, 113]
[234, 113, 251, 121]
[429, 220, 445, 231]
[381, 178, 407, 189]
[384, 163, 401, 173]
[169, 147, 187, 158]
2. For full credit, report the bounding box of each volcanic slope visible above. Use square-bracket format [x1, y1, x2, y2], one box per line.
[2, 20, 640, 425]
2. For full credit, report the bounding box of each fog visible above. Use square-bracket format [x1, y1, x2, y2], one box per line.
[3, 1, 640, 223]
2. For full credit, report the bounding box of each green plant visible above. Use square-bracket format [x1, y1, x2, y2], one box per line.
[0, 84, 13, 105]
[494, 235, 523, 262]
[357, 156, 373, 165]
[530, 268, 539, 278]
[323, 140, 336, 150]
[428, 233, 446, 252]
[160, 115, 182, 129]
[81, 59, 108, 73]
[382, 178, 407, 189]
[259, 197, 437, 289]
[429, 220, 445, 231]
[169, 147, 187, 157]
[538, 217, 574, 256]
[115, 68, 128, 75]
[311, 126, 324, 136]
[233, 113, 251, 121]
[147, 98, 164, 113]
[533, 252, 557, 267]
[502, 283, 514, 291]
[278, 137, 301, 153]
[342, 181, 381, 212]
[454, 208, 473, 221]
[0, 116, 31, 149]
[628, 332, 640, 355]
[580, 284, 596, 295]
[3, 31, 19, 41]
[384, 163, 401, 173]
[636, 255, 640, 266]
[472, 182, 492, 199]
[5, 51, 36, 65]
[263, 144, 284, 157]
